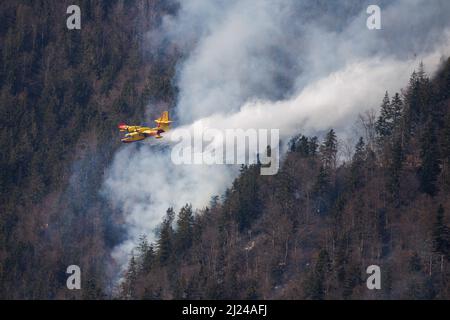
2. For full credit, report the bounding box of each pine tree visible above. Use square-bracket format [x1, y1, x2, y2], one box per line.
[390, 93, 403, 130]
[82, 278, 106, 300]
[175, 204, 194, 254]
[137, 234, 150, 257]
[314, 165, 330, 196]
[227, 165, 261, 231]
[289, 134, 309, 156]
[376, 92, 403, 140]
[404, 71, 420, 134]
[320, 129, 337, 169]
[433, 205, 450, 259]
[288, 134, 319, 158]
[135, 234, 153, 273]
[157, 208, 175, 265]
[441, 113, 450, 190]
[353, 137, 366, 163]
[209, 195, 220, 208]
[350, 137, 366, 189]
[388, 137, 403, 203]
[404, 64, 432, 134]
[122, 253, 138, 299]
[417, 62, 426, 80]
[376, 92, 392, 137]
[434, 57, 450, 101]
[314, 165, 331, 214]
[143, 244, 155, 272]
[304, 249, 331, 299]
[417, 62, 432, 122]
[418, 121, 441, 196]
[288, 134, 301, 152]
[308, 136, 319, 157]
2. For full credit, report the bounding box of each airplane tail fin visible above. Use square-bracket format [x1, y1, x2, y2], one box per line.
[154, 111, 172, 132]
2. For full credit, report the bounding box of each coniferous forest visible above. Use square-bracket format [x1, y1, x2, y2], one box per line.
[0, 0, 178, 299]
[120, 61, 450, 299]
[1, 1, 450, 300]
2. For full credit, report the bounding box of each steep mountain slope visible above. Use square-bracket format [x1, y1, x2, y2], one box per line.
[1, 1, 450, 300]
[0, 0, 178, 298]
[122, 61, 450, 299]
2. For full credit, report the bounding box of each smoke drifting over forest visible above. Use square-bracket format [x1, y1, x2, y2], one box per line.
[102, 0, 450, 273]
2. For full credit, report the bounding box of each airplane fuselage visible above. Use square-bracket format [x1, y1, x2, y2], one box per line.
[119, 111, 171, 143]
[120, 127, 163, 143]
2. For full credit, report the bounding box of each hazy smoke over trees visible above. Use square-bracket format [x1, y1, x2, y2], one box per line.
[102, 0, 450, 274]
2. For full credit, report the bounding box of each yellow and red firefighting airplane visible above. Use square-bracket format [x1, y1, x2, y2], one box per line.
[118, 111, 172, 143]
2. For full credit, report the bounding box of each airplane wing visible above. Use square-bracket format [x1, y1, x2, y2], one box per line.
[138, 127, 152, 133]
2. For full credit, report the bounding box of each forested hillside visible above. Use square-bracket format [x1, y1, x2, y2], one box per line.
[122, 61, 450, 299]
[1, 0, 450, 300]
[0, 0, 178, 298]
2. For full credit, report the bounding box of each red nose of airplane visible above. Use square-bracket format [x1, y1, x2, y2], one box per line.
[118, 123, 127, 130]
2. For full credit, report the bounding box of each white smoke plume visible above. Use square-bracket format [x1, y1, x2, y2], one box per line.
[102, 0, 450, 274]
